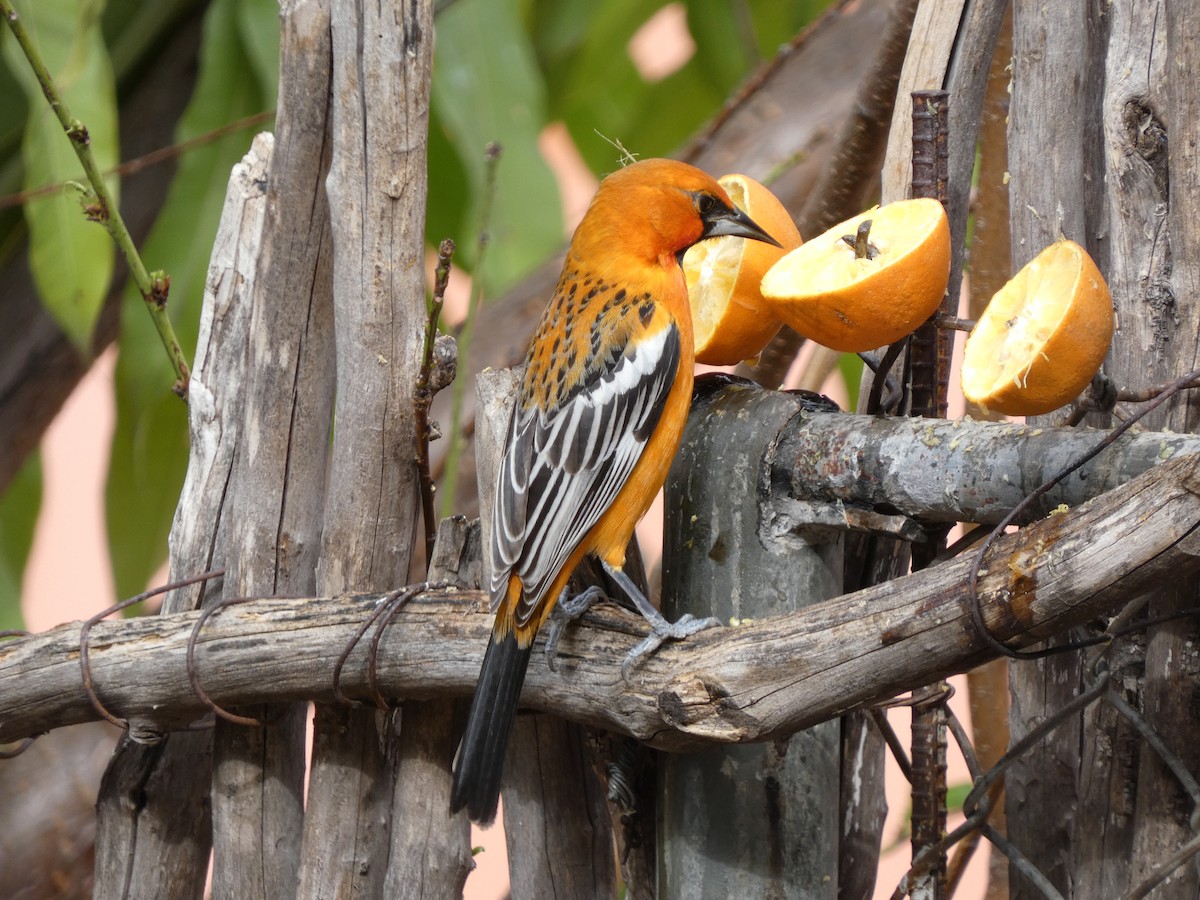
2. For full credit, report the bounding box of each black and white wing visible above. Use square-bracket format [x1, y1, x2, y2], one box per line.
[490, 324, 680, 625]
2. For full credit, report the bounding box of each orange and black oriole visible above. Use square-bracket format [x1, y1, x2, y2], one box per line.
[451, 158, 779, 824]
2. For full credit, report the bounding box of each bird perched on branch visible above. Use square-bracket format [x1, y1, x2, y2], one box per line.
[451, 158, 780, 825]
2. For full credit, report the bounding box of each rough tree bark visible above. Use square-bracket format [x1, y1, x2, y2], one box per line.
[1132, 6, 1200, 894]
[1008, 1, 1200, 896]
[963, 12, 1014, 896]
[204, 0, 337, 894]
[297, 1, 435, 897]
[383, 515, 474, 899]
[92, 132, 275, 900]
[1005, 2, 1114, 891]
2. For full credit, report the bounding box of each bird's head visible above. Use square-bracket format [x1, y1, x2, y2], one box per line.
[577, 158, 782, 266]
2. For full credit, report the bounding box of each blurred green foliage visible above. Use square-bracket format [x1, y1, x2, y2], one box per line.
[2, 0, 118, 351]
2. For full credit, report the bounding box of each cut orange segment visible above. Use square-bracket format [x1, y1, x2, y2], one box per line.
[683, 174, 801, 365]
[759, 198, 951, 352]
[961, 240, 1113, 416]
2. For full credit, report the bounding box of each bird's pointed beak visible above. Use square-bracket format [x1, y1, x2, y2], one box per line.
[702, 203, 783, 247]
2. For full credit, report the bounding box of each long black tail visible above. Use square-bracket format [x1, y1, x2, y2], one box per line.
[451, 631, 534, 824]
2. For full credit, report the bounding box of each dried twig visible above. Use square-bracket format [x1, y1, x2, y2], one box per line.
[0, 111, 275, 210]
[416, 239, 456, 566]
[8, 445, 1198, 747]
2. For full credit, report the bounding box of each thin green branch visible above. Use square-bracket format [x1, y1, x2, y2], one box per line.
[2, 0, 191, 396]
[439, 141, 502, 518]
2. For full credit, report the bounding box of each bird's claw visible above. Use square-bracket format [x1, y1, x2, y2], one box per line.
[620, 613, 722, 681]
[544, 585, 608, 672]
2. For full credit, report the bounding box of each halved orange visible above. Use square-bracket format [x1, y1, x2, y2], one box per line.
[961, 240, 1113, 416]
[683, 174, 801, 365]
[760, 198, 951, 352]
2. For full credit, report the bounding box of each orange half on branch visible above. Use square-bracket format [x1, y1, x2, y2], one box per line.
[683, 174, 801, 365]
[961, 239, 1114, 416]
[759, 198, 951, 352]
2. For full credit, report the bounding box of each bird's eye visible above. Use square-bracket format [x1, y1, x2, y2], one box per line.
[696, 193, 717, 216]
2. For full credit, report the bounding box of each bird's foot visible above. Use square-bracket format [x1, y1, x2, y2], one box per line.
[544, 584, 607, 672]
[620, 612, 722, 681]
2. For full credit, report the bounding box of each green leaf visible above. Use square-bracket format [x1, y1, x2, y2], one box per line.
[530, 0, 664, 174]
[744, 0, 831, 55]
[102, 0, 209, 79]
[682, 0, 756, 96]
[425, 107, 470, 252]
[528, 0, 657, 99]
[107, 386, 190, 601]
[615, 57, 725, 162]
[433, 0, 561, 293]
[3, 0, 119, 351]
[538, 0, 829, 174]
[685, 0, 829, 97]
[106, 0, 276, 599]
[235, 0, 280, 96]
[0, 53, 28, 167]
[0, 453, 42, 632]
[836, 350, 862, 411]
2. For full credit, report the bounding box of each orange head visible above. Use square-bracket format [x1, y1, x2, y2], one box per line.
[570, 158, 781, 267]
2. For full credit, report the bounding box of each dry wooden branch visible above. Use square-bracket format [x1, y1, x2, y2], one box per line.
[198, 6, 339, 894]
[5, 450, 1198, 751]
[768, 405, 1200, 528]
[660, 381, 843, 895]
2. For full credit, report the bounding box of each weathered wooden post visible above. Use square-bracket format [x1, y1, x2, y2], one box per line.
[474, 367, 618, 898]
[658, 377, 843, 897]
[298, 0, 440, 895]
[1006, 3, 1200, 897]
[93, 132, 275, 900]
